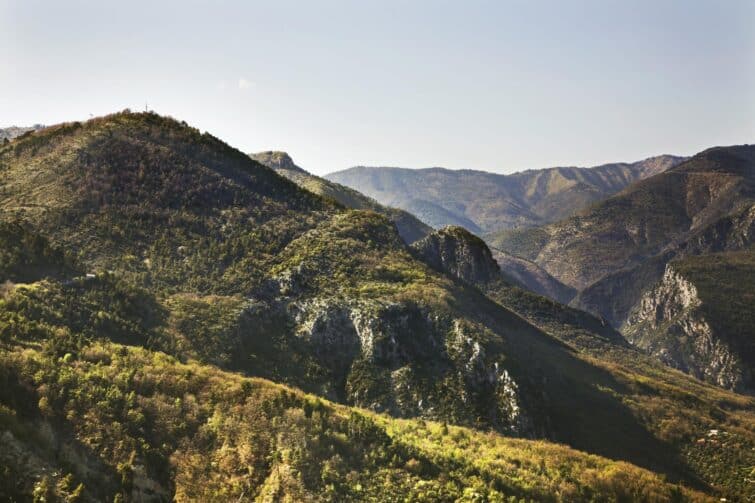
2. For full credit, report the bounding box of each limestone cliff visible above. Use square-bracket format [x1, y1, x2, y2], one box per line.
[624, 263, 752, 392]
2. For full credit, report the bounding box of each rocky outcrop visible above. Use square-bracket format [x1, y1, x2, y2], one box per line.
[249, 151, 303, 172]
[261, 295, 532, 435]
[574, 201, 755, 327]
[623, 265, 747, 391]
[411, 226, 502, 287]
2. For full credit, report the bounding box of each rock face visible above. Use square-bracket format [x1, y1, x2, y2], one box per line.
[411, 226, 502, 286]
[624, 264, 749, 392]
[574, 201, 755, 328]
[249, 150, 303, 172]
[253, 293, 533, 435]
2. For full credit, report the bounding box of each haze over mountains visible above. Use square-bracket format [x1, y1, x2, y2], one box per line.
[0, 114, 752, 501]
[326, 155, 686, 235]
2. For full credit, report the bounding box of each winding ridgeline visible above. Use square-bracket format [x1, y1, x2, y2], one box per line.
[0, 112, 752, 501]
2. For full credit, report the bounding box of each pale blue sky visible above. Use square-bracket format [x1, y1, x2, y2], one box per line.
[2, 0, 753, 175]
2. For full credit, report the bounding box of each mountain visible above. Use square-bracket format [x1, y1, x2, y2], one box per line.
[0, 228, 704, 501]
[325, 155, 685, 234]
[250, 151, 431, 244]
[0, 112, 753, 500]
[257, 152, 574, 302]
[412, 227, 625, 348]
[409, 227, 754, 498]
[624, 250, 755, 393]
[409, 226, 503, 286]
[489, 144, 755, 391]
[0, 125, 45, 142]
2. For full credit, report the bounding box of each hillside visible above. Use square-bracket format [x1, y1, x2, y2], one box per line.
[0, 231, 705, 500]
[0, 113, 753, 500]
[412, 227, 625, 350]
[0, 337, 710, 501]
[489, 145, 755, 391]
[490, 248, 576, 304]
[624, 250, 755, 393]
[489, 146, 754, 291]
[249, 151, 431, 244]
[326, 155, 684, 234]
[410, 227, 755, 498]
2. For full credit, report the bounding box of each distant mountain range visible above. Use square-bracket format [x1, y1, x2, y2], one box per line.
[326, 155, 685, 235]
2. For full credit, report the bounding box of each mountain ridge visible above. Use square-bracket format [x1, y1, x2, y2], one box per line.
[326, 155, 685, 234]
[489, 143, 755, 392]
[249, 150, 432, 244]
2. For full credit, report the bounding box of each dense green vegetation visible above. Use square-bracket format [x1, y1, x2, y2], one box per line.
[0, 113, 752, 500]
[0, 338, 713, 502]
[0, 221, 77, 283]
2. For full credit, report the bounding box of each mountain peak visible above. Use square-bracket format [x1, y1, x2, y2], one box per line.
[412, 226, 501, 286]
[250, 150, 304, 173]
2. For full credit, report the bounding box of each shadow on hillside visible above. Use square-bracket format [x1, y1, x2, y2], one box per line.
[453, 287, 708, 491]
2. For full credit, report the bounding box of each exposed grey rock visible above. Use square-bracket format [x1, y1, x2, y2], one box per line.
[251, 288, 531, 435]
[623, 265, 747, 391]
[411, 226, 501, 286]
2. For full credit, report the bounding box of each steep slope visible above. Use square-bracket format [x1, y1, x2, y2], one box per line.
[413, 226, 755, 497]
[490, 145, 755, 299]
[573, 201, 755, 327]
[250, 151, 431, 244]
[489, 145, 755, 394]
[326, 155, 684, 234]
[624, 250, 755, 393]
[1, 113, 753, 499]
[412, 227, 625, 349]
[0, 331, 709, 501]
[490, 248, 576, 304]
